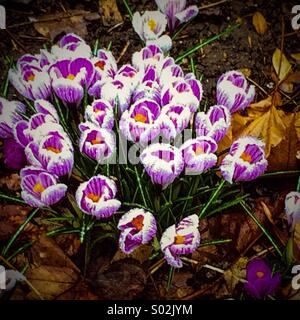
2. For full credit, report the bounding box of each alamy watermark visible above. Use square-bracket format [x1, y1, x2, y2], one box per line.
[0, 5, 5, 29]
[292, 265, 300, 290]
[292, 5, 300, 30]
[0, 265, 26, 292]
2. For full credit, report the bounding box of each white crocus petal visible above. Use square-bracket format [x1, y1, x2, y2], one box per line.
[155, 0, 169, 12]
[34, 99, 59, 121]
[132, 12, 144, 40]
[146, 35, 172, 52]
[143, 11, 168, 40]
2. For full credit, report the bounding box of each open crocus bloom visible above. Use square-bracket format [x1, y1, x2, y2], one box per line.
[118, 209, 157, 254]
[132, 45, 164, 72]
[155, 0, 199, 33]
[140, 143, 184, 189]
[92, 49, 117, 83]
[220, 137, 268, 183]
[120, 99, 161, 145]
[75, 175, 121, 219]
[160, 214, 200, 268]
[25, 131, 74, 177]
[195, 105, 231, 142]
[285, 191, 300, 231]
[216, 70, 255, 113]
[79, 122, 116, 163]
[0, 97, 25, 138]
[84, 99, 114, 130]
[158, 104, 192, 140]
[180, 136, 218, 175]
[132, 80, 161, 105]
[51, 33, 92, 60]
[49, 58, 94, 104]
[20, 166, 67, 208]
[244, 259, 281, 299]
[9, 56, 52, 101]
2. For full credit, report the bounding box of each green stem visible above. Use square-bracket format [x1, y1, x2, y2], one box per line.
[134, 166, 148, 208]
[297, 176, 300, 192]
[199, 180, 226, 219]
[240, 201, 283, 257]
[122, 0, 133, 20]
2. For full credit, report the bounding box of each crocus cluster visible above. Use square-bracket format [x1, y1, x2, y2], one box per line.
[1, 32, 270, 269]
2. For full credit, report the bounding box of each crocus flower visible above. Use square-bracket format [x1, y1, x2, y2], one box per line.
[3, 138, 26, 170]
[132, 45, 164, 71]
[20, 166, 67, 208]
[155, 0, 199, 33]
[51, 33, 92, 60]
[92, 49, 117, 83]
[0, 97, 25, 138]
[285, 191, 300, 231]
[118, 209, 157, 254]
[120, 99, 161, 145]
[220, 137, 268, 183]
[160, 214, 200, 268]
[132, 80, 161, 105]
[9, 56, 52, 101]
[75, 175, 121, 219]
[132, 11, 172, 51]
[25, 131, 74, 177]
[49, 58, 94, 104]
[158, 104, 191, 140]
[34, 99, 59, 122]
[140, 143, 184, 189]
[195, 105, 231, 142]
[78, 122, 115, 163]
[216, 70, 255, 113]
[180, 136, 218, 174]
[244, 259, 281, 299]
[84, 99, 114, 130]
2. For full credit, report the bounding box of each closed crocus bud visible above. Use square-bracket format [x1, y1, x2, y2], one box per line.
[216, 70, 255, 113]
[20, 166, 67, 208]
[3, 138, 26, 170]
[118, 209, 157, 254]
[160, 214, 200, 268]
[195, 105, 231, 142]
[285, 191, 300, 231]
[84, 100, 115, 130]
[220, 137, 268, 183]
[140, 143, 184, 189]
[75, 175, 121, 219]
[244, 259, 281, 299]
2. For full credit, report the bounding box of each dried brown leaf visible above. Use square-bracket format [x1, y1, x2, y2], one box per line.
[252, 11, 268, 35]
[272, 48, 292, 82]
[99, 0, 123, 26]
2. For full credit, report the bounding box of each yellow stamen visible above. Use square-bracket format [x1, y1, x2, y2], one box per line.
[174, 234, 186, 245]
[91, 135, 103, 145]
[46, 146, 61, 154]
[134, 113, 147, 123]
[195, 146, 204, 156]
[27, 74, 35, 82]
[67, 74, 75, 80]
[132, 215, 144, 231]
[87, 193, 101, 203]
[256, 271, 265, 278]
[240, 152, 252, 163]
[33, 182, 45, 193]
[95, 61, 105, 70]
[148, 19, 157, 31]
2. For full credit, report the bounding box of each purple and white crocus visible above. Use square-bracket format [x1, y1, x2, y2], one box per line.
[79, 122, 116, 163]
[180, 136, 218, 175]
[49, 58, 94, 105]
[195, 105, 231, 142]
[285, 191, 300, 231]
[75, 175, 121, 219]
[84, 99, 114, 130]
[118, 209, 157, 254]
[155, 0, 199, 33]
[216, 70, 255, 113]
[140, 143, 184, 189]
[220, 137, 268, 183]
[0, 97, 25, 138]
[20, 166, 67, 208]
[160, 214, 200, 268]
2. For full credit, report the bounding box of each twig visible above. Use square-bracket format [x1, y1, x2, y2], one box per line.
[199, 0, 229, 11]
[116, 41, 130, 64]
[5, 30, 27, 53]
[246, 76, 268, 96]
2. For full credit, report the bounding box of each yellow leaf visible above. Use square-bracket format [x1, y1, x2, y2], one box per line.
[252, 11, 268, 35]
[272, 48, 292, 82]
[291, 53, 300, 63]
[295, 112, 300, 141]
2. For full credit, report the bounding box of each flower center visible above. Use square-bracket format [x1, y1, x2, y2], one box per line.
[33, 181, 45, 193]
[67, 74, 76, 80]
[95, 61, 105, 70]
[87, 193, 101, 203]
[148, 19, 157, 31]
[91, 134, 103, 145]
[195, 146, 204, 155]
[240, 152, 252, 163]
[174, 234, 186, 245]
[26, 73, 35, 82]
[131, 215, 144, 231]
[256, 271, 265, 278]
[46, 146, 61, 154]
[134, 113, 147, 123]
